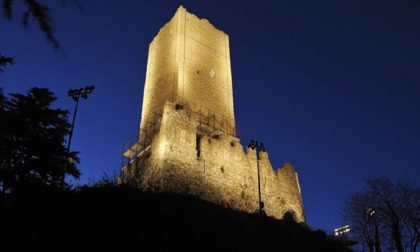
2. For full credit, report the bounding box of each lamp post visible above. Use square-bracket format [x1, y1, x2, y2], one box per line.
[248, 139, 266, 215]
[66, 85, 95, 153]
[63, 85, 95, 185]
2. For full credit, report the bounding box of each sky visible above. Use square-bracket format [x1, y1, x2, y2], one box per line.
[1, 0, 420, 233]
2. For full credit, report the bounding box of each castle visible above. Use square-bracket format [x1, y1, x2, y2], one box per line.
[119, 6, 305, 222]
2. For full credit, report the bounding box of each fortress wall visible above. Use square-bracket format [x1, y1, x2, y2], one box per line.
[126, 102, 305, 222]
[274, 164, 306, 221]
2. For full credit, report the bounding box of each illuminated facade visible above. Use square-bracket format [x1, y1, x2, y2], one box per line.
[119, 6, 305, 222]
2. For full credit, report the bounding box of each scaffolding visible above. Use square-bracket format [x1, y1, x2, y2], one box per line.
[121, 96, 238, 170]
[171, 96, 237, 138]
[121, 111, 162, 169]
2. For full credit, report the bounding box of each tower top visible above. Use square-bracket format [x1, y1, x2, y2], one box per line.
[173, 5, 226, 34]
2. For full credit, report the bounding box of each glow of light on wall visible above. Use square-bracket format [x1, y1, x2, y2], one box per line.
[158, 140, 168, 157]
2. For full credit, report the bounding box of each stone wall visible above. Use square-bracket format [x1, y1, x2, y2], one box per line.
[121, 102, 305, 222]
[140, 12, 177, 136]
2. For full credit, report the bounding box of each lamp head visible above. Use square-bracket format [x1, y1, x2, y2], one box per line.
[67, 89, 75, 97]
[67, 85, 95, 101]
[86, 85, 95, 93]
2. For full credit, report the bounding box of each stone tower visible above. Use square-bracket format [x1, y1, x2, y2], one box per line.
[120, 6, 305, 222]
[140, 5, 235, 140]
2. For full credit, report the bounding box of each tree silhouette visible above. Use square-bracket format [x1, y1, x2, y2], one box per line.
[0, 54, 15, 73]
[0, 87, 80, 195]
[342, 193, 383, 252]
[342, 178, 420, 252]
[1, 0, 81, 75]
[2, 0, 66, 50]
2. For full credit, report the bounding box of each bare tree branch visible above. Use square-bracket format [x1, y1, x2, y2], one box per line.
[342, 178, 420, 252]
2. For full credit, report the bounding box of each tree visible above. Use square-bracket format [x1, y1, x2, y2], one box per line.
[404, 190, 420, 252]
[342, 178, 420, 252]
[0, 87, 80, 195]
[342, 193, 383, 252]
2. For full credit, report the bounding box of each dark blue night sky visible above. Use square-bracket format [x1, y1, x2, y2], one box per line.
[1, 0, 419, 233]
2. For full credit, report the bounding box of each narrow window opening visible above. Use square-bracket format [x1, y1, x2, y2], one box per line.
[196, 135, 202, 158]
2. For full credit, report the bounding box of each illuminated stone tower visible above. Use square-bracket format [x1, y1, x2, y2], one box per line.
[140, 5, 235, 139]
[120, 6, 305, 222]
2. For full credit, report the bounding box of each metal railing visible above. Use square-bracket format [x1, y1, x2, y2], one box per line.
[121, 96, 238, 168]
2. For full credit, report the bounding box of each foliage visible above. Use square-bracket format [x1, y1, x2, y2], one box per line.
[1, 0, 81, 75]
[0, 87, 80, 195]
[342, 178, 420, 252]
[2, 0, 62, 50]
[0, 54, 15, 73]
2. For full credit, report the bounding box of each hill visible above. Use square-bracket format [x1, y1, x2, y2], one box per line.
[1, 185, 351, 251]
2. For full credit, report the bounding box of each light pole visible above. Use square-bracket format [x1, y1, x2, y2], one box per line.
[248, 139, 266, 215]
[63, 85, 95, 185]
[66, 86, 95, 153]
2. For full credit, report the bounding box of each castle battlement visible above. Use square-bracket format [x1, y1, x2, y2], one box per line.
[120, 6, 305, 222]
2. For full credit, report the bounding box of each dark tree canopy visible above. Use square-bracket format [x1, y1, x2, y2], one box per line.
[0, 87, 80, 195]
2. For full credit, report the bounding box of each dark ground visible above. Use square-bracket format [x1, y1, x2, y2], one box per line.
[1, 185, 352, 251]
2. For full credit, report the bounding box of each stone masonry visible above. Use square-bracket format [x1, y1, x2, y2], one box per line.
[119, 6, 305, 222]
